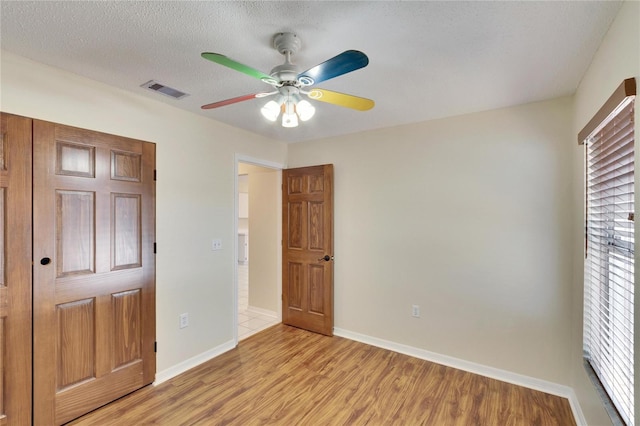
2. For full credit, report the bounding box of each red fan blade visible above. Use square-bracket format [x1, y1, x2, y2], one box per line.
[201, 93, 275, 110]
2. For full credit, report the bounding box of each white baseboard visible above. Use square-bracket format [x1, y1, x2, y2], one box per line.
[566, 388, 587, 426]
[246, 306, 278, 318]
[333, 327, 586, 425]
[153, 339, 236, 386]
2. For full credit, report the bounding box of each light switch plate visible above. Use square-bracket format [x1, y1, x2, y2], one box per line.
[212, 239, 222, 250]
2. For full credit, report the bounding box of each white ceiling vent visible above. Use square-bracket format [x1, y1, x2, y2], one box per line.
[140, 80, 189, 100]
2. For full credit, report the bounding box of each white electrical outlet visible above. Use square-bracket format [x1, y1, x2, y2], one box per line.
[179, 313, 189, 329]
[212, 239, 222, 251]
[412, 305, 420, 318]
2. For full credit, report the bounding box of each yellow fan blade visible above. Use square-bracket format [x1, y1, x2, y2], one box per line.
[307, 89, 374, 111]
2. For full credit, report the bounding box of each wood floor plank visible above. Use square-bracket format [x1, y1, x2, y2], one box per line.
[67, 324, 576, 426]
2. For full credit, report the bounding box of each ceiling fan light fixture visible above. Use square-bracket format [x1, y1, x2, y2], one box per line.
[282, 112, 299, 128]
[282, 100, 299, 128]
[260, 100, 280, 122]
[262, 95, 314, 127]
[296, 100, 316, 121]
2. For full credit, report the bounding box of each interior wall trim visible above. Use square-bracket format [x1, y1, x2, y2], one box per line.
[154, 339, 235, 386]
[333, 327, 587, 426]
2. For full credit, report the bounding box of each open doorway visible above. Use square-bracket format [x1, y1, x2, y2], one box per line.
[236, 159, 282, 341]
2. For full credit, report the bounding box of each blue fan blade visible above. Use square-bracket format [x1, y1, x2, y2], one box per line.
[297, 50, 369, 86]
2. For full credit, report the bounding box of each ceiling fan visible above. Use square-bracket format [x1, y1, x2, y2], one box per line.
[201, 32, 374, 128]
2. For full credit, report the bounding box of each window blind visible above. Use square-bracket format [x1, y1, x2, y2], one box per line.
[583, 93, 635, 426]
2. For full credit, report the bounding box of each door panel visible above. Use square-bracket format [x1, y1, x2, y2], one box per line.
[0, 113, 32, 426]
[112, 193, 142, 269]
[33, 120, 156, 425]
[56, 190, 95, 276]
[57, 299, 96, 389]
[308, 265, 325, 313]
[282, 165, 334, 336]
[112, 289, 142, 367]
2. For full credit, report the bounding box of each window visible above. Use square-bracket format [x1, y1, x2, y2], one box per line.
[580, 78, 636, 426]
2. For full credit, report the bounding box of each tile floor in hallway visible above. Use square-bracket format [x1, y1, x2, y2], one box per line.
[238, 263, 279, 340]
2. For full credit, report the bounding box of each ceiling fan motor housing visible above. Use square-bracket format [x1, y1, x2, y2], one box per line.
[271, 32, 301, 83]
[269, 63, 298, 83]
[273, 32, 301, 55]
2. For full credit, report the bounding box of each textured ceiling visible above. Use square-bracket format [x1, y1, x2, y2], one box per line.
[0, 1, 623, 143]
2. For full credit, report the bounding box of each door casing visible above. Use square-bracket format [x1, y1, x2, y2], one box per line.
[234, 154, 284, 343]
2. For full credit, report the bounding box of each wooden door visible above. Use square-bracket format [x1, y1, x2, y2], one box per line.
[0, 113, 32, 426]
[282, 165, 334, 336]
[33, 120, 156, 425]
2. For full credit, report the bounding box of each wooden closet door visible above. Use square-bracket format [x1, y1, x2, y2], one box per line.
[33, 120, 156, 425]
[0, 113, 32, 426]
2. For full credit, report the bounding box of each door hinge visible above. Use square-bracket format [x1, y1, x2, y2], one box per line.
[153, 242, 157, 254]
[153, 169, 157, 181]
[154, 341, 157, 353]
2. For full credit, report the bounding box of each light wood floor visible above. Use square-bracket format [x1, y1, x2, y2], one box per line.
[68, 324, 576, 425]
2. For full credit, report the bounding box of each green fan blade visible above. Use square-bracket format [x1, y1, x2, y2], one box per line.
[201, 52, 276, 84]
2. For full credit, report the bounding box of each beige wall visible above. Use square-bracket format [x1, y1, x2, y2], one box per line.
[288, 96, 575, 385]
[0, 51, 288, 373]
[249, 167, 280, 313]
[571, 1, 639, 424]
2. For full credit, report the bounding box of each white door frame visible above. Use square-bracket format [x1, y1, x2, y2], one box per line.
[233, 154, 285, 344]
